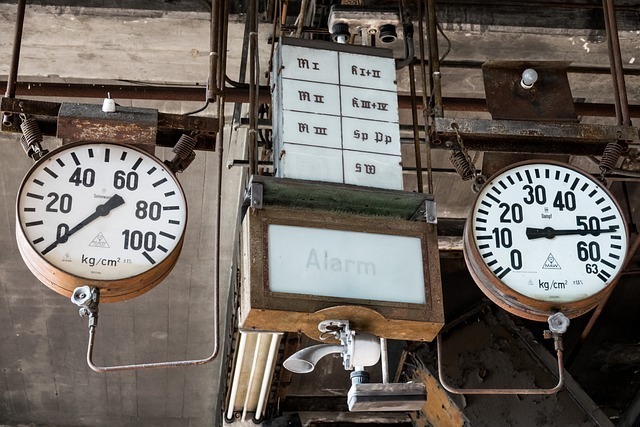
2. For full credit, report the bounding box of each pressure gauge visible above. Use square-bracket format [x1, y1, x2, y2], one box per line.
[463, 160, 627, 321]
[15, 141, 187, 302]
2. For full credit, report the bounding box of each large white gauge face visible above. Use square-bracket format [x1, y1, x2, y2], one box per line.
[16, 142, 187, 281]
[470, 162, 627, 304]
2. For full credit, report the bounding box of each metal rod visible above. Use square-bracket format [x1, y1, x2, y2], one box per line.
[427, 0, 443, 118]
[5, 0, 27, 98]
[437, 333, 565, 395]
[295, 0, 309, 36]
[602, 0, 632, 126]
[207, 0, 219, 102]
[417, 0, 434, 194]
[409, 64, 424, 192]
[380, 338, 389, 384]
[242, 334, 263, 421]
[248, 0, 259, 176]
[226, 332, 248, 419]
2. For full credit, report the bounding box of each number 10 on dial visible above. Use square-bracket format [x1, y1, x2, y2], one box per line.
[463, 161, 627, 320]
[16, 141, 188, 302]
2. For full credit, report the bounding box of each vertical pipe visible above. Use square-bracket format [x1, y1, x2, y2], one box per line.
[417, 0, 434, 194]
[242, 334, 263, 421]
[409, 64, 424, 192]
[380, 338, 389, 384]
[5, 0, 27, 98]
[207, 0, 220, 102]
[248, 0, 259, 176]
[226, 332, 248, 420]
[255, 333, 282, 419]
[426, 0, 443, 118]
[602, 0, 632, 126]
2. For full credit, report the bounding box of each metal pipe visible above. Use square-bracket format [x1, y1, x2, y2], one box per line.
[255, 333, 282, 420]
[408, 64, 424, 192]
[602, 0, 632, 126]
[437, 333, 565, 395]
[295, 0, 309, 37]
[248, 0, 259, 176]
[226, 332, 248, 420]
[416, 0, 434, 194]
[207, 0, 220, 102]
[380, 338, 389, 384]
[5, 0, 27, 98]
[242, 334, 263, 421]
[426, 0, 443, 118]
[85, 0, 225, 373]
[3, 82, 640, 118]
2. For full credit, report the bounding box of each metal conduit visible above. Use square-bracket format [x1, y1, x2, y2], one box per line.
[86, 0, 226, 372]
[602, 0, 632, 126]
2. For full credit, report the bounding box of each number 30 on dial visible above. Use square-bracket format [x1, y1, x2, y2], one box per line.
[463, 160, 628, 321]
[15, 141, 188, 302]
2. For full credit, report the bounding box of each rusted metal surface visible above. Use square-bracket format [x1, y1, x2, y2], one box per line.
[1, 98, 217, 150]
[57, 103, 158, 153]
[436, 117, 638, 155]
[482, 61, 578, 122]
[157, 112, 217, 151]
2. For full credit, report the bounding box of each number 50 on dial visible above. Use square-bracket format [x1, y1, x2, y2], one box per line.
[463, 161, 628, 321]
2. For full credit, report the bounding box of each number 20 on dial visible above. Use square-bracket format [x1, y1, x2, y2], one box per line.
[15, 141, 188, 302]
[463, 161, 628, 320]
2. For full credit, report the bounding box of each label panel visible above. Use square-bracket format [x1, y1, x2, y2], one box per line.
[341, 118, 400, 155]
[339, 51, 397, 91]
[268, 225, 425, 304]
[282, 111, 342, 149]
[281, 45, 339, 84]
[343, 151, 403, 190]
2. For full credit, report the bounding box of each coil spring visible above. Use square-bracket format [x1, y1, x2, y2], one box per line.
[450, 150, 475, 181]
[172, 134, 197, 160]
[599, 141, 625, 177]
[20, 117, 43, 147]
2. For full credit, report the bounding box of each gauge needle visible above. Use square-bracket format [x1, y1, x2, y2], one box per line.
[41, 194, 125, 255]
[525, 226, 618, 240]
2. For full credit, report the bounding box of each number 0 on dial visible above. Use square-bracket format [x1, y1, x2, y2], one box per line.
[463, 161, 628, 320]
[15, 141, 188, 302]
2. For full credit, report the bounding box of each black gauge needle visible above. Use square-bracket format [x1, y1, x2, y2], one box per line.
[41, 194, 125, 255]
[526, 226, 617, 240]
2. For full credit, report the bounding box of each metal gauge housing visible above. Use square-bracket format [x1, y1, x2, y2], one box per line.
[15, 141, 188, 302]
[463, 160, 628, 321]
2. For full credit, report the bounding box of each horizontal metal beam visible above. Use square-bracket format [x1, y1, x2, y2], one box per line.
[2, 81, 639, 118]
[435, 117, 638, 155]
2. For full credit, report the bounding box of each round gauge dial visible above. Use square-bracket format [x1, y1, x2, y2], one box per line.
[16, 141, 187, 302]
[463, 160, 627, 320]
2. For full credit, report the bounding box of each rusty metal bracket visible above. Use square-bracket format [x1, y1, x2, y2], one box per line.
[436, 117, 638, 155]
[411, 200, 437, 224]
[249, 182, 264, 209]
[1, 97, 218, 151]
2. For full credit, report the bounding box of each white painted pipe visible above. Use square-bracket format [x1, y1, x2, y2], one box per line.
[226, 332, 247, 420]
[254, 333, 282, 419]
[380, 337, 389, 384]
[242, 334, 263, 421]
